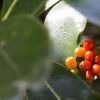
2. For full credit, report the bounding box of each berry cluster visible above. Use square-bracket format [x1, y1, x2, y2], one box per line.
[65, 39, 100, 82]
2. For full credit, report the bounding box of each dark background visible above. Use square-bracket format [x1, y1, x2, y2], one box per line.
[0, 0, 3, 20]
[0, 0, 3, 10]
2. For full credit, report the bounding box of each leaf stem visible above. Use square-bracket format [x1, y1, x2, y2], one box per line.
[43, 80, 61, 100]
[2, 0, 18, 21]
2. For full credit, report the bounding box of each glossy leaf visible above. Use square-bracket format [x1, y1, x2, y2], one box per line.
[64, 0, 100, 26]
[87, 78, 100, 95]
[45, 0, 60, 10]
[1, 0, 46, 20]
[0, 15, 51, 99]
[45, 62, 100, 100]
[26, 87, 56, 100]
[26, 62, 100, 100]
[44, 1, 87, 65]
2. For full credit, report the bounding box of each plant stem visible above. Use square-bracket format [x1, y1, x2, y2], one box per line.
[2, 0, 18, 21]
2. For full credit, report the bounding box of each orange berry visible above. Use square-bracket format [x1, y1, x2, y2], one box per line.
[74, 47, 86, 57]
[65, 57, 77, 69]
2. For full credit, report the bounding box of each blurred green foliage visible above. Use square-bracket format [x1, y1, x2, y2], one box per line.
[0, 0, 100, 100]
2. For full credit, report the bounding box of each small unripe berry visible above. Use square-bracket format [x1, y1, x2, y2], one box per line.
[70, 68, 79, 74]
[92, 47, 100, 56]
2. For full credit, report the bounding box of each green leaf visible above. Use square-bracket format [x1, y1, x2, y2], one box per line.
[64, 0, 100, 26]
[46, 62, 100, 100]
[26, 62, 100, 100]
[26, 88, 57, 100]
[44, 1, 87, 65]
[0, 15, 51, 99]
[87, 78, 100, 96]
[1, 0, 46, 21]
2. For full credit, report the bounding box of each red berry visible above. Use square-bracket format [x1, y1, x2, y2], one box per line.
[86, 70, 95, 82]
[83, 39, 95, 51]
[92, 64, 100, 76]
[94, 55, 100, 65]
[79, 60, 92, 71]
[74, 47, 86, 57]
[84, 51, 94, 63]
[65, 57, 77, 69]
